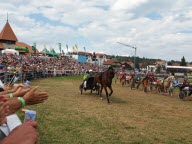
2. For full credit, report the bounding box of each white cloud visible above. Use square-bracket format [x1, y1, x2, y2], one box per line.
[112, 0, 148, 11]
[0, 0, 191, 61]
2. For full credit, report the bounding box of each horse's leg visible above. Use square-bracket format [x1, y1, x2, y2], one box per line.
[108, 85, 113, 96]
[100, 85, 103, 99]
[136, 81, 141, 89]
[103, 84, 110, 103]
[143, 82, 147, 93]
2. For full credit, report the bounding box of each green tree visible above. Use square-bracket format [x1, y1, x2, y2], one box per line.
[167, 61, 172, 65]
[180, 56, 187, 66]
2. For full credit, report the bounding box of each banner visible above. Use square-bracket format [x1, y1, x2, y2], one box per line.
[66, 45, 68, 51]
[83, 47, 86, 52]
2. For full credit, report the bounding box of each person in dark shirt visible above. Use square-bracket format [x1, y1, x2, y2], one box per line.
[180, 78, 189, 91]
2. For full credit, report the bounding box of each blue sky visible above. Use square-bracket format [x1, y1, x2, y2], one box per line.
[0, 0, 192, 61]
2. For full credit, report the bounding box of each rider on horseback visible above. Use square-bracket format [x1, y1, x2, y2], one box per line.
[163, 71, 173, 84]
[83, 69, 94, 89]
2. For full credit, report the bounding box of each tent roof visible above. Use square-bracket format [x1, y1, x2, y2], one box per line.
[0, 22, 18, 42]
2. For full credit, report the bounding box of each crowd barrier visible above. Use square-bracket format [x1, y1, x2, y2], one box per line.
[0, 69, 84, 85]
[1, 69, 190, 85]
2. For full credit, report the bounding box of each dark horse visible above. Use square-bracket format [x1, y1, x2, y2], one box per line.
[94, 67, 115, 103]
[136, 75, 149, 93]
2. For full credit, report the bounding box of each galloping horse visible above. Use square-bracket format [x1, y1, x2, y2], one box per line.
[155, 76, 175, 95]
[94, 67, 115, 103]
[129, 74, 136, 89]
[120, 73, 126, 86]
[136, 75, 149, 92]
[155, 78, 164, 93]
[163, 76, 175, 94]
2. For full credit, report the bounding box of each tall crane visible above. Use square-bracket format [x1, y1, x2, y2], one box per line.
[117, 42, 137, 69]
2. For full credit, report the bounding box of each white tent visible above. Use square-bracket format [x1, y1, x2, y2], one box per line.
[2, 49, 19, 55]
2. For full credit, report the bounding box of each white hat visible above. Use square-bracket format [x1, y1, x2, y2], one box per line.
[89, 69, 93, 72]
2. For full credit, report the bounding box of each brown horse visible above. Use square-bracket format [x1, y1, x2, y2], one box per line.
[129, 74, 135, 89]
[136, 75, 149, 92]
[120, 74, 126, 86]
[155, 78, 163, 93]
[94, 67, 115, 103]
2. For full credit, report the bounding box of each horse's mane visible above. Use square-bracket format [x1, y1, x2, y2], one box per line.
[108, 66, 113, 70]
[130, 74, 135, 80]
[142, 75, 148, 82]
[165, 75, 174, 81]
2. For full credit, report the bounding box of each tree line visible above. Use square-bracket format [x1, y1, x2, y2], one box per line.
[109, 55, 189, 68]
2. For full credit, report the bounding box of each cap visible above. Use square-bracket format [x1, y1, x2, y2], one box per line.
[89, 69, 93, 72]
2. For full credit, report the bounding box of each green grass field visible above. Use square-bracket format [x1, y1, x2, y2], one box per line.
[19, 76, 192, 144]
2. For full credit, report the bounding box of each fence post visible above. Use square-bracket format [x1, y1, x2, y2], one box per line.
[4, 72, 8, 84]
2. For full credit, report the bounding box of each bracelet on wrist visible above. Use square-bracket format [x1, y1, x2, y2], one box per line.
[9, 93, 13, 98]
[18, 97, 25, 108]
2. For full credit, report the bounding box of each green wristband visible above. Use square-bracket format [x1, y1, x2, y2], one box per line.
[18, 97, 25, 108]
[9, 93, 13, 98]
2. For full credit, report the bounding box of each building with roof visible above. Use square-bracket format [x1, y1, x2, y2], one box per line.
[0, 20, 38, 54]
[103, 59, 121, 67]
[70, 51, 108, 65]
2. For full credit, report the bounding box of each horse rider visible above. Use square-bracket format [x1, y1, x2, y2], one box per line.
[180, 78, 189, 90]
[179, 78, 192, 96]
[164, 71, 170, 80]
[135, 74, 141, 83]
[83, 70, 90, 80]
[162, 71, 173, 84]
[83, 69, 94, 89]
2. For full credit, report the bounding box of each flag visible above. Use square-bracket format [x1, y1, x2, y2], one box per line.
[75, 44, 78, 52]
[62, 50, 64, 55]
[66, 45, 68, 51]
[83, 47, 86, 52]
[72, 46, 75, 52]
[32, 42, 36, 55]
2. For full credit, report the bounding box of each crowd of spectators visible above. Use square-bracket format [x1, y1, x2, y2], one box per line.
[0, 54, 106, 77]
[0, 54, 108, 83]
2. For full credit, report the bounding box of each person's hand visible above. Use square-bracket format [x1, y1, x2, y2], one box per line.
[0, 100, 9, 125]
[1, 120, 39, 144]
[26, 92, 49, 105]
[11, 84, 23, 93]
[3, 84, 12, 91]
[13, 87, 31, 97]
[23, 87, 39, 105]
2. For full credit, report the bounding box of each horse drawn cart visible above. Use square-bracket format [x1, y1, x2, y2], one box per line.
[178, 86, 192, 100]
[79, 77, 100, 95]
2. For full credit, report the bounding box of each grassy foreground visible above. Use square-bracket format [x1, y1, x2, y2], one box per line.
[20, 76, 192, 144]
